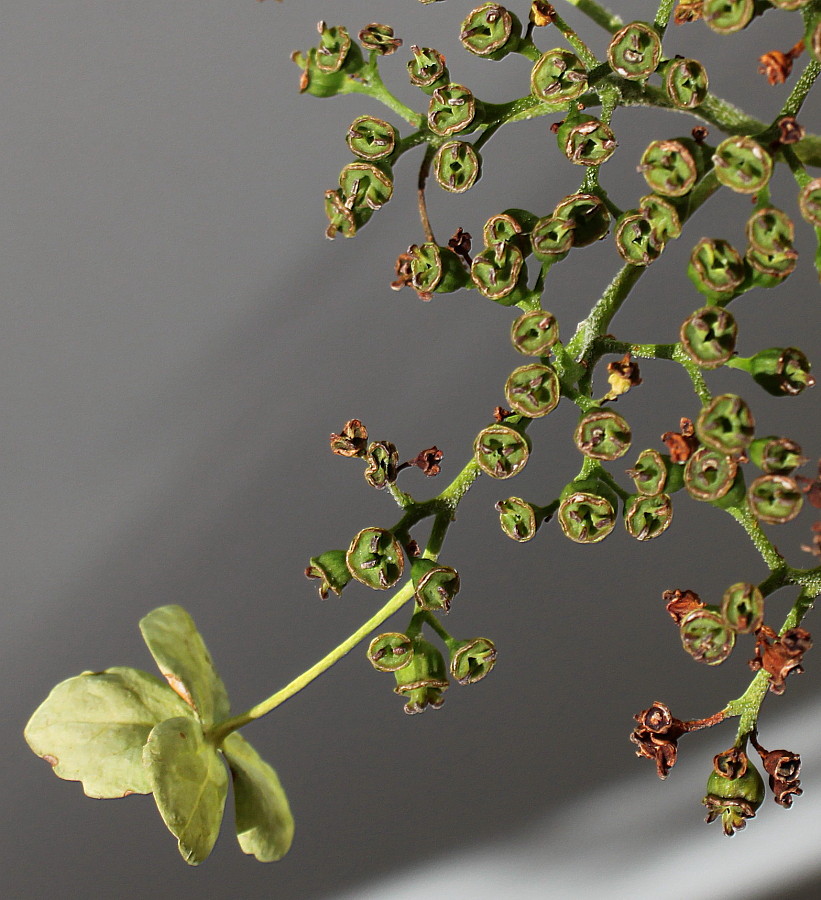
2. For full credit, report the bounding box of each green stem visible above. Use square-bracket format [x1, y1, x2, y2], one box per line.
[210, 580, 415, 744]
[551, 10, 600, 69]
[724, 503, 787, 573]
[353, 67, 424, 128]
[561, 0, 623, 33]
[654, 0, 676, 34]
[779, 58, 821, 120]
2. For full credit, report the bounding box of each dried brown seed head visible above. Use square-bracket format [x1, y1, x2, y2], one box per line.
[330, 419, 369, 457]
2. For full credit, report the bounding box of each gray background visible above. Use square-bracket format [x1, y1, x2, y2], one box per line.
[3, 1, 820, 897]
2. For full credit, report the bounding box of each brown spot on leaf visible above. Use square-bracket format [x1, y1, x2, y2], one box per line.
[162, 671, 197, 712]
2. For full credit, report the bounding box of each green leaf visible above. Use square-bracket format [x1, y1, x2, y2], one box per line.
[24, 667, 191, 798]
[223, 732, 295, 862]
[143, 716, 228, 865]
[139, 605, 230, 726]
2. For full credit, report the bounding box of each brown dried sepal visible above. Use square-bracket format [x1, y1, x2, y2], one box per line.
[758, 40, 804, 86]
[674, 0, 703, 24]
[530, 1, 556, 26]
[630, 701, 688, 779]
[661, 417, 699, 463]
[664, 588, 705, 625]
[330, 419, 369, 457]
[703, 795, 757, 834]
[801, 521, 821, 559]
[493, 406, 512, 423]
[749, 625, 813, 694]
[390, 249, 417, 294]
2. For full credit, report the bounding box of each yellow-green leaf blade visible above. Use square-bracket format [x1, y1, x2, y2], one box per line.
[24, 667, 191, 798]
[223, 732, 295, 862]
[139, 605, 230, 726]
[143, 716, 228, 865]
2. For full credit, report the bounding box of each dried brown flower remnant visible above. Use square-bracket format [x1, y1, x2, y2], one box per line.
[391, 249, 415, 293]
[530, 1, 556, 27]
[661, 417, 699, 463]
[749, 625, 812, 694]
[605, 352, 642, 400]
[802, 521, 821, 559]
[796, 460, 821, 508]
[448, 227, 472, 267]
[674, 0, 703, 25]
[691, 126, 709, 143]
[713, 746, 748, 780]
[631, 701, 687, 778]
[750, 732, 803, 808]
[777, 116, 805, 145]
[358, 24, 402, 56]
[330, 419, 369, 458]
[493, 406, 512, 423]
[663, 588, 705, 625]
[758, 40, 804, 86]
[406, 446, 444, 477]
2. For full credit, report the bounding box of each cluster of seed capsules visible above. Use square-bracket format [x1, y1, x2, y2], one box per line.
[305, 420, 497, 715]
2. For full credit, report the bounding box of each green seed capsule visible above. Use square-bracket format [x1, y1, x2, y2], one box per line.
[639, 139, 700, 197]
[702, 0, 754, 35]
[495, 496, 544, 541]
[627, 448, 684, 496]
[409, 242, 470, 297]
[615, 210, 663, 266]
[638, 194, 682, 243]
[358, 23, 402, 56]
[449, 637, 497, 684]
[680, 306, 738, 369]
[704, 754, 765, 836]
[504, 363, 560, 417]
[557, 115, 617, 166]
[460, 3, 522, 59]
[428, 83, 478, 137]
[338, 161, 393, 220]
[558, 479, 618, 544]
[688, 238, 745, 300]
[684, 447, 739, 502]
[410, 558, 461, 613]
[393, 635, 448, 715]
[624, 493, 673, 540]
[746, 247, 798, 286]
[474, 424, 531, 479]
[574, 408, 632, 460]
[607, 22, 662, 80]
[553, 193, 611, 246]
[510, 310, 559, 356]
[798, 178, 821, 227]
[713, 136, 772, 194]
[305, 549, 353, 599]
[748, 347, 814, 396]
[363, 441, 399, 490]
[346, 115, 397, 161]
[367, 632, 414, 672]
[696, 393, 755, 455]
[471, 242, 527, 303]
[530, 49, 588, 103]
[721, 582, 764, 634]
[531, 215, 574, 262]
[433, 140, 482, 193]
[346, 527, 405, 590]
[407, 45, 449, 93]
[483, 209, 538, 249]
[661, 57, 709, 109]
[746, 208, 794, 256]
[748, 474, 804, 524]
[680, 607, 736, 665]
[748, 436, 804, 475]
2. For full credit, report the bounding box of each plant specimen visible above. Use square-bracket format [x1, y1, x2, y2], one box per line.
[24, 0, 821, 864]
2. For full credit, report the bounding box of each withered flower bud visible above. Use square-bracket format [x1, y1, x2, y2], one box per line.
[777, 116, 805, 145]
[493, 406, 512, 423]
[663, 588, 705, 625]
[661, 417, 699, 463]
[358, 24, 402, 56]
[674, 0, 703, 24]
[330, 418, 369, 457]
[749, 626, 812, 694]
[692, 126, 709, 143]
[750, 732, 802, 808]
[758, 39, 805, 86]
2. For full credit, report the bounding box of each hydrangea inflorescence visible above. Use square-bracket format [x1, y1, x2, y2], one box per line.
[26, 0, 821, 863]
